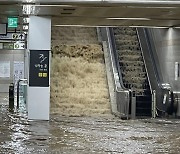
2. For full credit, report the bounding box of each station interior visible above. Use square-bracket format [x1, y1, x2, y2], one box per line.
[0, 0, 180, 153]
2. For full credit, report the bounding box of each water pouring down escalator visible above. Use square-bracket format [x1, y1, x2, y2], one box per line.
[111, 27, 152, 116]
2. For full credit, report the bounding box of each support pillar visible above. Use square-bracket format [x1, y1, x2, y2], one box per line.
[27, 16, 51, 120]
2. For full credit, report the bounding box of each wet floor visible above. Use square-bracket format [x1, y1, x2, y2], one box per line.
[0, 93, 180, 154]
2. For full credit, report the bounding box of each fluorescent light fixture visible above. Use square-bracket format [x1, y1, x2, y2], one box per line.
[107, 17, 151, 20]
[23, 5, 35, 15]
[34, 5, 74, 7]
[24, 0, 35, 2]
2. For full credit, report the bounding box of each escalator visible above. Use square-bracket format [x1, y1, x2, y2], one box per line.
[100, 27, 179, 118]
[137, 28, 179, 117]
[110, 27, 152, 117]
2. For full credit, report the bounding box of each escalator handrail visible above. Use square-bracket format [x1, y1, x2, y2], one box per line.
[106, 27, 131, 118]
[137, 27, 171, 113]
[137, 28, 163, 90]
[108, 27, 128, 90]
[136, 28, 152, 93]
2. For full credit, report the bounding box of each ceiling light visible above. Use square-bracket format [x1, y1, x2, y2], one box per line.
[23, 5, 35, 15]
[34, 5, 74, 7]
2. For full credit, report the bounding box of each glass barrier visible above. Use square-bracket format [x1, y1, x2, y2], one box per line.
[19, 83, 27, 105]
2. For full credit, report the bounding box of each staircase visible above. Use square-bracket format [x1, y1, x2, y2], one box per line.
[113, 27, 152, 116]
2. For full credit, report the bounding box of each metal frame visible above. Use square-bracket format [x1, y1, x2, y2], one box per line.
[105, 27, 131, 119]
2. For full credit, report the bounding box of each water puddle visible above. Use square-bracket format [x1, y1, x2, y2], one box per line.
[0, 93, 180, 153]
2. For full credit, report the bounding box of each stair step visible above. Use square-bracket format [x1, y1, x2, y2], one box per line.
[136, 108, 152, 112]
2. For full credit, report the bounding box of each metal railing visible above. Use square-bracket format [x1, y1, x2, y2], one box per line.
[105, 27, 131, 119]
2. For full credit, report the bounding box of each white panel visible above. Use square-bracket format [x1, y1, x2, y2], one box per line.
[27, 16, 51, 120]
[28, 16, 51, 50]
[27, 87, 50, 120]
[175, 62, 178, 81]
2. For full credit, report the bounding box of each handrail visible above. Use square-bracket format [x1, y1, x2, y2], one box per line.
[137, 27, 172, 113]
[17, 79, 27, 109]
[143, 29, 173, 93]
[136, 28, 152, 94]
[107, 27, 128, 90]
[105, 27, 131, 118]
[144, 29, 166, 90]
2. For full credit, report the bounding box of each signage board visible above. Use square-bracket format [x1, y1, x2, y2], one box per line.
[0, 33, 25, 40]
[29, 50, 49, 87]
[14, 41, 25, 49]
[3, 42, 14, 49]
[8, 17, 18, 28]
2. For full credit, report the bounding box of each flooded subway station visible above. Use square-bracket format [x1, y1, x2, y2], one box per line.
[1, 94, 180, 153]
[1, 0, 180, 154]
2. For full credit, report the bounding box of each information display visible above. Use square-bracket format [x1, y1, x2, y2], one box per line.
[29, 50, 49, 87]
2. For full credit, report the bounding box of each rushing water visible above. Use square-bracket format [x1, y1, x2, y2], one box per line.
[0, 93, 180, 154]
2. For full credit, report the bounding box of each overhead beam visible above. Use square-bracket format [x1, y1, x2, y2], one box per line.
[1, 0, 180, 6]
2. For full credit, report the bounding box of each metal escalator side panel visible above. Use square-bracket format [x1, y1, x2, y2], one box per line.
[104, 27, 130, 118]
[137, 28, 166, 113]
[108, 28, 126, 90]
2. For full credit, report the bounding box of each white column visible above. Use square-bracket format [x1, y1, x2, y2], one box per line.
[27, 16, 51, 120]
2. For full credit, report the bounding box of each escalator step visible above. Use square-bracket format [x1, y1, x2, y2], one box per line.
[136, 96, 151, 101]
[136, 108, 152, 116]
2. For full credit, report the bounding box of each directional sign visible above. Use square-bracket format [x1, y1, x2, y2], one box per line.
[8, 17, 18, 28]
[0, 33, 25, 40]
[3, 43, 14, 49]
[14, 41, 25, 49]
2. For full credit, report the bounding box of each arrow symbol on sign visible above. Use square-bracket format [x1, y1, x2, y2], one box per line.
[19, 34, 23, 39]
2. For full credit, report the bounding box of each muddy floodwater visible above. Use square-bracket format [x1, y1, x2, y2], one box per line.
[0, 93, 180, 154]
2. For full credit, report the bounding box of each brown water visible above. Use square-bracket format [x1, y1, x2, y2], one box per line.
[0, 93, 180, 154]
[50, 27, 111, 116]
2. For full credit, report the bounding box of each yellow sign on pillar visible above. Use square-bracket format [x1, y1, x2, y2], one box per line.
[38, 73, 43, 77]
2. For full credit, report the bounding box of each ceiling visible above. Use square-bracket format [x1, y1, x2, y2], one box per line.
[1, 0, 180, 30]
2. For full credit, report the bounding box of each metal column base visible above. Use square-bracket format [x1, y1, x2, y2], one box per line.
[131, 97, 136, 119]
